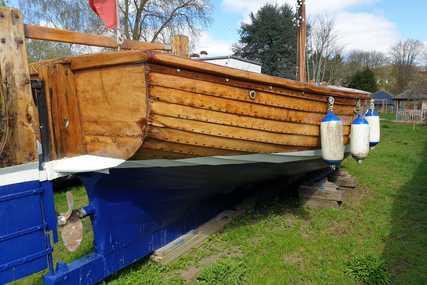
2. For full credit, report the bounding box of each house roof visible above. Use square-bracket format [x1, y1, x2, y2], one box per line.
[395, 90, 427, 100]
[372, 90, 394, 100]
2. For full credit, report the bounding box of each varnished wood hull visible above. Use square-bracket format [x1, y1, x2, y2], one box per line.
[33, 50, 369, 163]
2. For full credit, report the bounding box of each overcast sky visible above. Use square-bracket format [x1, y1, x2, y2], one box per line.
[195, 0, 427, 56]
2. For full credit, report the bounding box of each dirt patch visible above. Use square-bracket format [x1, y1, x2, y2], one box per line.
[326, 221, 349, 236]
[283, 252, 304, 266]
[179, 247, 243, 283]
[180, 266, 199, 283]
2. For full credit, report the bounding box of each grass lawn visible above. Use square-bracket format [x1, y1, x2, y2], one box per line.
[16, 120, 427, 285]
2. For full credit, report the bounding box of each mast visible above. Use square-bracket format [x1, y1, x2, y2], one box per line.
[296, 0, 307, 82]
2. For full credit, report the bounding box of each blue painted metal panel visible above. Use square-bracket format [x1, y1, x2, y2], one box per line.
[44, 159, 327, 284]
[0, 180, 57, 284]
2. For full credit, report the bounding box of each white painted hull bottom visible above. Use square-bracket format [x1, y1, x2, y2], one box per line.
[0, 149, 336, 186]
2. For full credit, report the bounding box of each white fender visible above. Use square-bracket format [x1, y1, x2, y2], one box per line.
[321, 111, 344, 165]
[366, 109, 380, 147]
[350, 115, 370, 163]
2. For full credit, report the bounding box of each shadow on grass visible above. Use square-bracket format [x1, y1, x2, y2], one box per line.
[383, 133, 427, 284]
[222, 175, 311, 232]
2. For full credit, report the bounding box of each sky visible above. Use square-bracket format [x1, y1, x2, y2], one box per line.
[8, 0, 426, 57]
[195, 0, 427, 56]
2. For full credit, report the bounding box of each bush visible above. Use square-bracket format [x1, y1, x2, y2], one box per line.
[345, 255, 391, 285]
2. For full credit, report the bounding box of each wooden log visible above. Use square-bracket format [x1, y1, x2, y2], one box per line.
[151, 198, 253, 264]
[24, 24, 165, 51]
[171, 35, 189, 58]
[0, 8, 37, 166]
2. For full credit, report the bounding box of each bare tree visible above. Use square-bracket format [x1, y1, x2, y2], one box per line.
[307, 15, 341, 83]
[347, 50, 389, 70]
[390, 39, 423, 94]
[18, 0, 211, 61]
[121, 0, 211, 43]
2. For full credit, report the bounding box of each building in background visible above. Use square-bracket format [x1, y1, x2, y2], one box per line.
[372, 90, 395, 113]
[394, 91, 427, 112]
[394, 90, 427, 123]
[198, 55, 262, 73]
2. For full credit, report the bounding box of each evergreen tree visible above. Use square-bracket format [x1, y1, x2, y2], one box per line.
[233, 4, 297, 79]
[0, 0, 7, 7]
[348, 68, 378, 93]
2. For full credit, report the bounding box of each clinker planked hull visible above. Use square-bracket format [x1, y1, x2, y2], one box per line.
[32, 50, 369, 163]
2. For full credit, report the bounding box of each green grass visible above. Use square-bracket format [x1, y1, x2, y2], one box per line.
[16, 121, 427, 284]
[380, 112, 395, 121]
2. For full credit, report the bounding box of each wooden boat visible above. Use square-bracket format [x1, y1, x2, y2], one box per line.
[30, 50, 369, 166]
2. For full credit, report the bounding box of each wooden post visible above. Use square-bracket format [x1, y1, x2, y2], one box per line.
[171, 35, 189, 58]
[0, 8, 37, 167]
[296, 0, 307, 82]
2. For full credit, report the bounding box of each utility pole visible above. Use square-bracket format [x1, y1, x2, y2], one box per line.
[296, 0, 307, 82]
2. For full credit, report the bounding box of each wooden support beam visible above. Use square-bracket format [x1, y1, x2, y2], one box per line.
[296, 0, 307, 82]
[171, 35, 189, 58]
[151, 198, 253, 264]
[24, 24, 166, 51]
[0, 8, 38, 166]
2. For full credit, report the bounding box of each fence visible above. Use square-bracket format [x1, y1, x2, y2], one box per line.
[395, 110, 427, 123]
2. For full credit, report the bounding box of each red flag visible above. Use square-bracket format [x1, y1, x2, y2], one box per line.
[89, 0, 118, 29]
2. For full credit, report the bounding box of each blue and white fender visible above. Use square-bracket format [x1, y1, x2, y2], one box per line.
[350, 115, 370, 163]
[366, 104, 380, 147]
[320, 98, 344, 166]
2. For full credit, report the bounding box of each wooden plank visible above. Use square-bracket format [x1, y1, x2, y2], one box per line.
[151, 114, 320, 147]
[0, 8, 37, 166]
[148, 72, 355, 115]
[148, 64, 357, 106]
[149, 85, 354, 126]
[145, 52, 370, 99]
[74, 65, 148, 122]
[70, 50, 149, 71]
[302, 198, 340, 209]
[73, 64, 149, 159]
[150, 101, 328, 137]
[147, 126, 305, 153]
[140, 138, 246, 158]
[24, 24, 165, 51]
[48, 64, 85, 157]
[151, 198, 253, 264]
[82, 121, 144, 137]
[84, 135, 142, 158]
[171, 35, 189, 58]
[299, 184, 343, 201]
